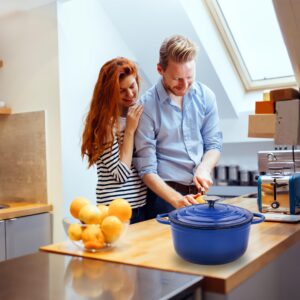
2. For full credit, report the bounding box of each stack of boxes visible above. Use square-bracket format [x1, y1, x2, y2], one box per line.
[248, 87, 300, 141]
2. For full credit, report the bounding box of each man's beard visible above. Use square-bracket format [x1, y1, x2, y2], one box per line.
[164, 82, 189, 97]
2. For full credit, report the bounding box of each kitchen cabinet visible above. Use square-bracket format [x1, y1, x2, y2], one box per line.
[0, 221, 5, 261]
[1, 213, 52, 261]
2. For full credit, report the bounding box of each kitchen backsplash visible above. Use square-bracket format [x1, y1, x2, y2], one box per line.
[0, 111, 47, 203]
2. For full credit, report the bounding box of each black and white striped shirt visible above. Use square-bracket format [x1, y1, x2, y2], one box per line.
[96, 131, 147, 209]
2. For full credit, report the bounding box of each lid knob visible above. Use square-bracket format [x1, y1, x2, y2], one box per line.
[203, 195, 221, 208]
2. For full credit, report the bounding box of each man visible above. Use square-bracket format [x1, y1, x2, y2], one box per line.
[134, 35, 222, 217]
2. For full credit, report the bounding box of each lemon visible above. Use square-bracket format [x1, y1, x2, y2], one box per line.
[108, 198, 132, 222]
[101, 216, 123, 243]
[70, 197, 90, 219]
[68, 223, 83, 241]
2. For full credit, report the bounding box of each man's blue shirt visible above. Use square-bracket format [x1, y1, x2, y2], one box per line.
[134, 80, 222, 185]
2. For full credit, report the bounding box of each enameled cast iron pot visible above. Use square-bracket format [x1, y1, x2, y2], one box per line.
[156, 198, 265, 265]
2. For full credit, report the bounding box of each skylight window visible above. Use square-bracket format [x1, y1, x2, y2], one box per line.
[205, 0, 296, 90]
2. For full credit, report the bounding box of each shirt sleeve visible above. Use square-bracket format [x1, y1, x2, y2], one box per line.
[100, 139, 132, 183]
[133, 111, 158, 178]
[201, 87, 223, 152]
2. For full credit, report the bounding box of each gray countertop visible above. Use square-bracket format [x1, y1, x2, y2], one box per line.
[0, 251, 202, 300]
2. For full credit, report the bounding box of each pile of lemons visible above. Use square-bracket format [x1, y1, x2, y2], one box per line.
[68, 197, 132, 250]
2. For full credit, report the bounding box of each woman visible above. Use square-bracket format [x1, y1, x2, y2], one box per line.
[81, 57, 147, 223]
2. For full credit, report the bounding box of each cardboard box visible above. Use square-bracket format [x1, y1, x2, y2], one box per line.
[255, 101, 275, 114]
[248, 114, 276, 138]
[270, 88, 300, 102]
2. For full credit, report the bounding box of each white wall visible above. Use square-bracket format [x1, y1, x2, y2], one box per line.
[57, 0, 139, 223]
[0, 3, 64, 241]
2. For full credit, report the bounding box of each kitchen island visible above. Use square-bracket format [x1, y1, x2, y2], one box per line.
[41, 196, 300, 300]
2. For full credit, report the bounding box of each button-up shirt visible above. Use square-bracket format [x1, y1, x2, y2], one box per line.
[134, 80, 222, 185]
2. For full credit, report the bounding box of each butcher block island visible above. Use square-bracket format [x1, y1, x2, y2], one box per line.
[41, 196, 300, 300]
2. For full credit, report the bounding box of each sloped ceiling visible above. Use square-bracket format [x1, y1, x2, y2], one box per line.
[101, 0, 237, 119]
[0, 0, 55, 17]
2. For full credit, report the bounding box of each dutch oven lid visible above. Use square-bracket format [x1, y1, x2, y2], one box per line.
[168, 196, 253, 229]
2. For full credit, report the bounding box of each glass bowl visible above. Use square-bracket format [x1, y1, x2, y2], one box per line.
[63, 217, 128, 252]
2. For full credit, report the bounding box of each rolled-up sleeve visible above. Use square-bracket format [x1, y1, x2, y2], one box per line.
[134, 111, 158, 178]
[201, 88, 223, 152]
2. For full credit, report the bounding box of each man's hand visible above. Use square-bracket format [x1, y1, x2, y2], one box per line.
[193, 149, 220, 193]
[193, 167, 213, 193]
[173, 194, 198, 208]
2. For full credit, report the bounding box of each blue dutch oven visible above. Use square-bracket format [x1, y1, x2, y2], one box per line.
[156, 198, 265, 265]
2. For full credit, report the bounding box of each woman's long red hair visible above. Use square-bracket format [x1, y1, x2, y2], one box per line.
[81, 57, 140, 167]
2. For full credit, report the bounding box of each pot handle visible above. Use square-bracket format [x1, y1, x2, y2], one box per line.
[251, 212, 265, 224]
[156, 213, 171, 225]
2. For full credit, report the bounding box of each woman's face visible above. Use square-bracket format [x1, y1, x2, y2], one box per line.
[119, 74, 139, 108]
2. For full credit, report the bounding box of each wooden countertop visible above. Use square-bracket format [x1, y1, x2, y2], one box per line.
[0, 200, 52, 220]
[41, 197, 300, 294]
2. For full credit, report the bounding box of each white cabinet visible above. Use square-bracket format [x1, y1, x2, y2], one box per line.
[0, 221, 5, 261]
[0, 213, 52, 261]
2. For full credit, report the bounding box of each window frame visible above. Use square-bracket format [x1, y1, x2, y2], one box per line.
[204, 0, 296, 91]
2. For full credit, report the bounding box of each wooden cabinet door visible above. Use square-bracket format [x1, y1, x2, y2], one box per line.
[5, 213, 52, 260]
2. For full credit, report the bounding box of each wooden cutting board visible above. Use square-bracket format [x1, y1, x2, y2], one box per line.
[41, 197, 300, 294]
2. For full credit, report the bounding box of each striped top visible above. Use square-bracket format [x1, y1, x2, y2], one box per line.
[96, 128, 147, 209]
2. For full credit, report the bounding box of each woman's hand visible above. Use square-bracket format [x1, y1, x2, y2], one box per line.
[120, 104, 143, 168]
[125, 104, 144, 134]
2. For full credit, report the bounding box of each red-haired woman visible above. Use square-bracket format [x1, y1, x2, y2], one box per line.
[81, 57, 147, 223]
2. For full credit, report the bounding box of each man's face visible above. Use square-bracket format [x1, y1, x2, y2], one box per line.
[157, 60, 196, 97]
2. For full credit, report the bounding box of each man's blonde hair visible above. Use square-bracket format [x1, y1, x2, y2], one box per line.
[159, 35, 198, 70]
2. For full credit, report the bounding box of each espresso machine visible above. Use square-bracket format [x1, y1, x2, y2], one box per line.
[257, 98, 300, 216]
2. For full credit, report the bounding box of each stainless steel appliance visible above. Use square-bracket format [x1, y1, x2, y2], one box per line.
[258, 149, 300, 174]
[258, 172, 300, 214]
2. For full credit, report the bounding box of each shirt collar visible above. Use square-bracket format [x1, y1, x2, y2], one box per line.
[156, 79, 198, 103]
[156, 79, 169, 103]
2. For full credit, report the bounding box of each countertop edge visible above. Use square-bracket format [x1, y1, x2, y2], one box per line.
[0, 203, 53, 220]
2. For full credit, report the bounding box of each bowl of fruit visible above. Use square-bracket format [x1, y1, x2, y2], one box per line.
[63, 197, 131, 252]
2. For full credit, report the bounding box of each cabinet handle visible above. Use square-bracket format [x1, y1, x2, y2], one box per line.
[6, 218, 17, 222]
